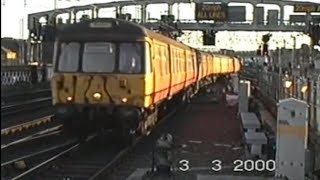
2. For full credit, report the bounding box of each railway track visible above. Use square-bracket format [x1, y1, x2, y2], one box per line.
[2, 125, 63, 150]
[1, 123, 72, 180]
[2, 81, 269, 180]
[1, 89, 51, 105]
[1, 97, 52, 117]
[2, 82, 244, 180]
[16, 98, 183, 180]
[1, 115, 55, 137]
[2, 139, 81, 180]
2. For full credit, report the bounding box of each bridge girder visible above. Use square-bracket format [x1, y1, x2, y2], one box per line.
[27, 0, 319, 33]
[144, 22, 306, 32]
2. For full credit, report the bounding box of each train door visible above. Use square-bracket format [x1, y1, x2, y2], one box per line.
[152, 41, 170, 104]
[196, 51, 202, 82]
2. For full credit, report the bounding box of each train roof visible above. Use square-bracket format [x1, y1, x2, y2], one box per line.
[57, 18, 148, 36]
[57, 18, 193, 49]
[56, 18, 236, 58]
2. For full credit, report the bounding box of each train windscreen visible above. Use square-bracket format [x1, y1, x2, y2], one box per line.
[56, 41, 143, 74]
[57, 42, 80, 72]
[118, 43, 142, 73]
[82, 42, 116, 73]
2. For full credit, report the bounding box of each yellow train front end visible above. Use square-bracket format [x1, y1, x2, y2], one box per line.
[52, 73, 148, 132]
[51, 19, 153, 138]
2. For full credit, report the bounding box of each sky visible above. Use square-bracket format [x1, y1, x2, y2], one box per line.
[1, 0, 320, 51]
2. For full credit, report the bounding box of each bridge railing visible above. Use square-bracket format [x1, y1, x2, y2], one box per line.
[1, 65, 53, 89]
[241, 66, 320, 137]
[146, 19, 307, 27]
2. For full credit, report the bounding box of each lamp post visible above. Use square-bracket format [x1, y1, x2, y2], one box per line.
[276, 39, 286, 100]
[54, 0, 57, 10]
[277, 42, 282, 100]
[290, 33, 304, 70]
[291, 35, 296, 69]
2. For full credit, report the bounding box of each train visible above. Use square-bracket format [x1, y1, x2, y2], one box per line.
[51, 18, 241, 141]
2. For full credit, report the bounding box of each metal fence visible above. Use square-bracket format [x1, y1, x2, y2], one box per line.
[1, 65, 53, 88]
[242, 66, 320, 135]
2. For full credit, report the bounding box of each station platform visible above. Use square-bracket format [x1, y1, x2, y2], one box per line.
[105, 82, 276, 180]
[127, 169, 283, 180]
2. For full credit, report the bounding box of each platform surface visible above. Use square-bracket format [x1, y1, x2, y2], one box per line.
[106, 82, 275, 180]
[127, 168, 283, 180]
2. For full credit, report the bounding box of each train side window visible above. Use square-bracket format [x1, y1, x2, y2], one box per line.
[179, 50, 182, 72]
[191, 54, 194, 72]
[165, 46, 169, 75]
[175, 49, 178, 73]
[180, 50, 183, 72]
[164, 47, 168, 75]
[185, 51, 188, 72]
[188, 53, 192, 73]
[182, 51, 186, 72]
[119, 43, 142, 74]
[154, 45, 161, 75]
[160, 46, 166, 75]
[158, 46, 161, 75]
[145, 42, 152, 74]
[58, 42, 80, 72]
[181, 51, 185, 72]
[176, 49, 180, 73]
[164, 46, 169, 75]
[82, 42, 115, 73]
[175, 49, 179, 73]
[158, 46, 162, 76]
[171, 48, 175, 73]
[190, 53, 193, 72]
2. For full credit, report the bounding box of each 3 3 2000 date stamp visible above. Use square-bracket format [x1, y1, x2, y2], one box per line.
[178, 159, 276, 172]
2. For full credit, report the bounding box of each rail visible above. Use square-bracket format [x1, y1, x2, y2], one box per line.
[2, 89, 51, 104]
[1, 97, 52, 117]
[1, 125, 63, 150]
[1, 115, 54, 136]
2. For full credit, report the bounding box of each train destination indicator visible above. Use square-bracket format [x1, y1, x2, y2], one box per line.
[293, 4, 320, 13]
[195, 3, 227, 21]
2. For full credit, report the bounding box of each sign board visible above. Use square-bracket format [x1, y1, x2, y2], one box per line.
[227, 6, 246, 22]
[195, 3, 227, 21]
[293, 4, 320, 13]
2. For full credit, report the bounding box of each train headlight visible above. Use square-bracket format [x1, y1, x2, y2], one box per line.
[93, 92, 102, 100]
[66, 96, 73, 101]
[121, 97, 128, 103]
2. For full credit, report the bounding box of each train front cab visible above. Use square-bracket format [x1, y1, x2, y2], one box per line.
[51, 19, 164, 136]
